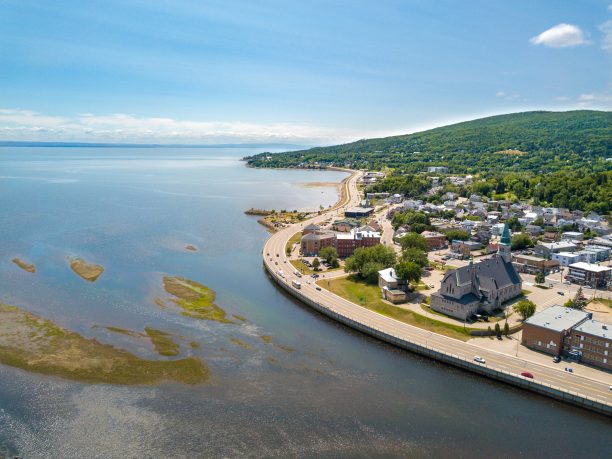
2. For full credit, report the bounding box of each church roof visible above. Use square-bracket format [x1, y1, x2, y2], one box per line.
[500, 223, 511, 245]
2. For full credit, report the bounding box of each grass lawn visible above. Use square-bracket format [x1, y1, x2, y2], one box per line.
[290, 259, 314, 275]
[592, 298, 612, 308]
[319, 276, 474, 341]
[286, 231, 302, 255]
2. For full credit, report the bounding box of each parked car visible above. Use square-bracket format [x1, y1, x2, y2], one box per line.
[520, 371, 534, 379]
[552, 356, 561, 363]
[557, 291, 564, 296]
[473, 356, 486, 364]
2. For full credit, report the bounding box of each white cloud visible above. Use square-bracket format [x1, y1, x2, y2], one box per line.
[495, 91, 520, 101]
[0, 108, 381, 145]
[599, 20, 612, 52]
[577, 92, 612, 107]
[530, 23, 590, 48]
[495, 91, 505, 97]
[554, 96, 570, 102]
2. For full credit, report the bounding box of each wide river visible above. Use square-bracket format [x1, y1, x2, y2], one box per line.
[0, 147, 609, 457]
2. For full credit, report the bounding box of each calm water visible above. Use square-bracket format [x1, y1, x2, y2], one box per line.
[0, 148, 609, 458]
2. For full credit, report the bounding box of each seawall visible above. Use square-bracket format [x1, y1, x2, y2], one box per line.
[264, 262, 612, 417]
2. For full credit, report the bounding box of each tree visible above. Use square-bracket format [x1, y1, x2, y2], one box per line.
[399, 232, 428, 252]
[395, 261, 421, 285]
[401, 247, 429, 268]
[344, 244, 397, 283]
[319, 246, 338, 265]
[568, 287, 588, 310]
[443, 229, 470, 242]
[362, 262, 385, 284]
[535, 272, 545, 284]
[503, 322, 510, 336]
[487, 325, 493, 337]
[312, 258, 320, 271]
[513, 299, 536, 321]
[494, 323, 501, 336]
[511, 233, 533, 250]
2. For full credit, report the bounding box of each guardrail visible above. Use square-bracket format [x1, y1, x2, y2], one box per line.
[264, 260, 612, 417]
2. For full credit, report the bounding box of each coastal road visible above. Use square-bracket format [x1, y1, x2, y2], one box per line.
[262, 170, 612, 408]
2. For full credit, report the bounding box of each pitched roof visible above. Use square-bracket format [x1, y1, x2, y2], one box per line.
[447, 256, 521, 291]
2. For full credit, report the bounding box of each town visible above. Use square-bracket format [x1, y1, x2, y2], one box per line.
[276, 169, 612, 376]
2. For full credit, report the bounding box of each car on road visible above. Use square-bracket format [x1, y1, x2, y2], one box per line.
[473, 356, 486, 364]
[496, 335, 502, 340]
[552, 356, 561, 363]
[315, 286, 321, 291]
[557, 291, 564, 295]
[564, 367, 573, 373]
[425, 267, 433, 271]
[520, 371, 534, 379]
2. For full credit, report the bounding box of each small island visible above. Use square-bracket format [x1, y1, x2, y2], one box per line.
[162, 275, 233, 323]
[185, 244, 199, 252]
[12, 257, 36, 273]
[0, 303, 208, 385]
[70, 257, 104, 282]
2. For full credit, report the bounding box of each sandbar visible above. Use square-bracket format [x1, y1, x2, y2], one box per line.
[12, 258, 36, 273]
[70, 257, 104, 282]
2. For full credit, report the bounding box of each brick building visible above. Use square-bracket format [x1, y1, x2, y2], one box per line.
[522, 306, 590, 356]
[421, 231, 447, 251]
[567, 262, 612, 288]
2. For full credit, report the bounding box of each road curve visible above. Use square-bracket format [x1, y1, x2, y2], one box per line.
[262, 169, 612, 413]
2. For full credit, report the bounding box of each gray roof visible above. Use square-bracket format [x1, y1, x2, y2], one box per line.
[573, 320, 611, 339]
[448, 256, 521, 290]
[431, 291, 480, 305]
[524, 305, 590, 332]
[301, 232, 334, 241]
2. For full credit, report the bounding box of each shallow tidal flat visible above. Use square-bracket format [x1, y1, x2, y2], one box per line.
[12, 257, 36, 273]
[160, 276, 233, 322]
[0, 303, 207, 385]
[70, 257, 104, 282]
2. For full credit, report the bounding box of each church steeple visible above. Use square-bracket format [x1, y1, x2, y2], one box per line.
[498, 223, 512, 262]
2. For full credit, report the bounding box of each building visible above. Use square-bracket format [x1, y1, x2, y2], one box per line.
[332, 218, 360, 232]
[568, 320, 612, 370]
[430, 226, 522, 320]
[521, 306, 591, 356]
[534, 241, 578, 258]
[335, 228, 381, 258]
[552, 251, 582, 267]
[344, 207, 374, 218]
[512, 254, 560, 275]
[450, 240, 482, 259]
[421, 231, 447, 251]
[426, 166, 449, 174]
[300, 232, 335, 256]
[584, 245, 611, 262]
[378, 268, 408, 304]
[562, 231, 583, 241]
[575, 250, 598, 264]
[566, 262, 612, 288]
[302, 223, 321, 235]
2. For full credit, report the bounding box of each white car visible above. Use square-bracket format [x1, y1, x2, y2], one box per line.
[473, 356, 486, 364]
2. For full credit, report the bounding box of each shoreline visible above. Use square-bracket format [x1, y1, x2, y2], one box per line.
[258, 167, 612, 417]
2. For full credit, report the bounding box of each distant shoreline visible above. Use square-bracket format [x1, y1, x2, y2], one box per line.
[0, 141, 310, 149]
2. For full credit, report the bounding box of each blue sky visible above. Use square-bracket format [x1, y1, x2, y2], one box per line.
[0, 0, 610, 144]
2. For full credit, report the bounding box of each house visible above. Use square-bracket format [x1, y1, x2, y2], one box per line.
[378, 268, 408, 303]
[552, 252, 582, 267]
[430, 226, 522, 320]
[534, 241, 578, 258]
[562, 231, 583, 241]
[566, 262, 612, 288]
[522, 306, 591, 356]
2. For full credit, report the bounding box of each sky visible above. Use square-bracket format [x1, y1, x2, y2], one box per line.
[0, 0, 611, 145]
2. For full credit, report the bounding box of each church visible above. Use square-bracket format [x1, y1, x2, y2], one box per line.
[430, 225, 523, 321]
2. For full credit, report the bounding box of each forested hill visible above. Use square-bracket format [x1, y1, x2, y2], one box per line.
[245, 111, 611, 174]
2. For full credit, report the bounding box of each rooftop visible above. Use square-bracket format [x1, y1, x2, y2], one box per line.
[568, 262, 612, 273]
[524, 305, 590, 332]
[378, 267, 399, 283]
[573, 320, 611, 339]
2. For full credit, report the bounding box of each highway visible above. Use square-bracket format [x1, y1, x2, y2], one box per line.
[262, 170, 612, 409]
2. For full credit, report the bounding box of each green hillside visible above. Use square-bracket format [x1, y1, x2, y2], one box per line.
[245, 110, 611, 174]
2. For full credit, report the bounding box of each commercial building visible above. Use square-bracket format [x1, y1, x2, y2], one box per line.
[335, 228, 381, 258]
[511, 254, 560, 275]
[300, 232, 335, 256]
[430, 226, 522, 320]
[522, 306, 591, 356]
[584, 246, 610, 262]
[344, 207, 374, 218]
[566, 262, 612, 288]
[420, 231, 447, 251]
[568, 320, 612, 371]
[302, 223, 321, 235]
